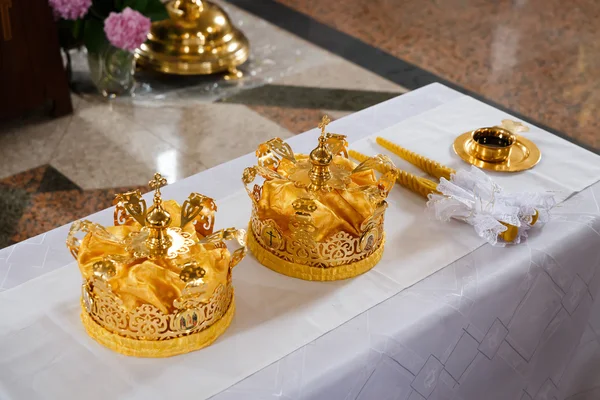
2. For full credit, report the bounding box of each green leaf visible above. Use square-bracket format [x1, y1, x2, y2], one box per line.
[144, 0, 169, 21]
[83, 19, 107, 55]
[134, 0, 149, 12]
[122, 0, 136, 9]
[57, 20, 83, 49]
[91, 0, 113, 17]
[72, 19, 83, 40]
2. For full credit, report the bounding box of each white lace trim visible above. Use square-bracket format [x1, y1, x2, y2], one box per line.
[426, 166, 555, 246]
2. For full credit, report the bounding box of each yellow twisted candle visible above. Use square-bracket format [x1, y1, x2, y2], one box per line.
[350, 147, 524, 243]
[349, 150, 438, 199]
[376, 137, 455, 181]
[395, 170, 439, 199]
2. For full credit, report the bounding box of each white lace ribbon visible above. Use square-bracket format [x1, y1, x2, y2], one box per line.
[426, 166, 555, 246]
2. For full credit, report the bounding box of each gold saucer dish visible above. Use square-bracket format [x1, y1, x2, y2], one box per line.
[453, 121, 540, 172]
[135, 0, 249, 77]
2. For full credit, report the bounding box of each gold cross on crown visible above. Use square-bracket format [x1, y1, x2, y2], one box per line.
[149, 172, 168, 201]
[318, 115, 331, 136]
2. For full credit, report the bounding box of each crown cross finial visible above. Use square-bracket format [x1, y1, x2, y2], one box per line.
[309, 116, 333, 191]
[145, 173, 172, 256]
[149, 173, 168, 203]
[318, 115, 331, 136]
[149, 172, 167, 191]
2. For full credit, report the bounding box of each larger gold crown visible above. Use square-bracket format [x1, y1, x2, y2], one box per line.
[67, 173, 247, 357]
[243, 116, 399, 281]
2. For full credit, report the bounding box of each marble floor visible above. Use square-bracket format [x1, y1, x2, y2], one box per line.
[0, 1, 404, 247]
[239, 0, 600, 152]
[1, 0, 598, 246]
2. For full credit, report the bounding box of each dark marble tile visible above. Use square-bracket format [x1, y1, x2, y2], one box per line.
[9, 185, 147, 245]
[0, 186, 30, 249]
[10, 186, 148, 243]
[0, 165, 149, 248]
[220, 85, 401, 112]
[0, 165, 46, 193]
[38, 166, 82, 193]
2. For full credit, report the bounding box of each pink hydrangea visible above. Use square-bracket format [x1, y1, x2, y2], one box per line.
[104, 8, 151, 52]
[49, 0, 91, 20]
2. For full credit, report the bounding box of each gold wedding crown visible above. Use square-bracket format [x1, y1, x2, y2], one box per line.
[67, 173, 247, 357]
[243, 116, 400, 281]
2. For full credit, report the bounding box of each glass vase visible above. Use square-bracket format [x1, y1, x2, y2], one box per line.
[87, 44, 136, 98]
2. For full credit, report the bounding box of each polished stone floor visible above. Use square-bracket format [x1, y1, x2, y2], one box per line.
[1, 0, 598, 246]
[0, 1, 404, 246]
[267, 0, 600, 151]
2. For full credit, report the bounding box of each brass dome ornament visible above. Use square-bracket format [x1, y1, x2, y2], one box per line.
[135, 0, 250, 77]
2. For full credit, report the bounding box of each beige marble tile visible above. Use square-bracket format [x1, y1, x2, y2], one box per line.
[50, 102, 205, 190]
[112, 102, 293, 167]
[275, 55, 408, 93]
[0, 113, 72, 180]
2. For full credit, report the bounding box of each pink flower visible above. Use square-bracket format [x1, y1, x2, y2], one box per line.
[49, 0, 91, 20]
[104, 8, 151, 52]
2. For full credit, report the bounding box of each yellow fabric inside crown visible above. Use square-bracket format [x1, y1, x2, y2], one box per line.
[76, 200, 230, 314]
[258, 155, 378, 241]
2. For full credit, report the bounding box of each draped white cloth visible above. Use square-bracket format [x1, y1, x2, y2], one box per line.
[1, 84, 599, 400]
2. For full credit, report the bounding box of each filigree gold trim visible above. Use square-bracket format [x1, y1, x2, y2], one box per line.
[325, 133, 349, 158]
[123, 227, 195, 259]
[80, 297, 235, 358]
[248, 226, 385, 281]
[186, 193, 217, 237]
[67, 220, 123, 258]
[249, 205, 384, 268]
[287, 159, 351, 190]
[257, 138, 296, 171]
[352, 153, 399, 199]
[114, 190, 146, 226]
[201, 227, 247, 270]
[85, 281, 233, 341]
[350, 149, 438, 199]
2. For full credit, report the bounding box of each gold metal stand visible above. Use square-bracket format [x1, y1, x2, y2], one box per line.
[135, 0, 250, 76]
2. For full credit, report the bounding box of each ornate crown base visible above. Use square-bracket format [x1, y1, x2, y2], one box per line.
[80, 298, 235, 358]
[247, 226, 385, 281]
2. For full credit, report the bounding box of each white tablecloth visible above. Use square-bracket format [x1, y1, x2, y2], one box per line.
[1, 84, 600, 400]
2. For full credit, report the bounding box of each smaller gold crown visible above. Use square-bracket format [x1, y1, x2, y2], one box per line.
[243, 116, 399, 281]
[67, 173, 247, 357]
